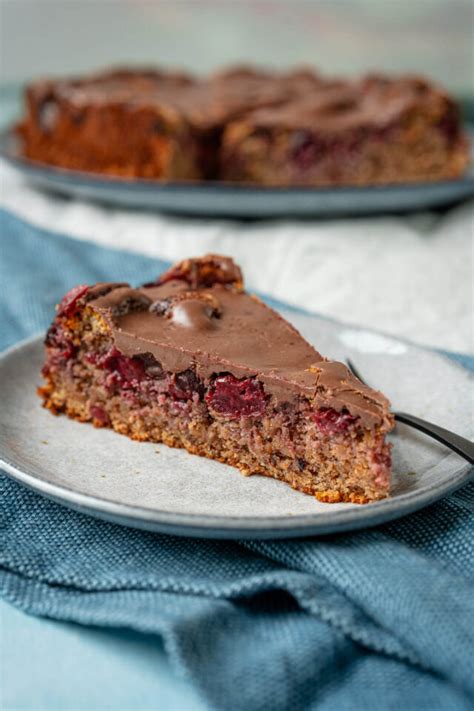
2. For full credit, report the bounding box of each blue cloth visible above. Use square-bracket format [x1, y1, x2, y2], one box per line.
[1, 208, 473, 711]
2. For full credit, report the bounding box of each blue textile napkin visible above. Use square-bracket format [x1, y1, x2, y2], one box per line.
[1, 208, 473, 711]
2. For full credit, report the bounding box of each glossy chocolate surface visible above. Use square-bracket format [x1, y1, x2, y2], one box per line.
[88, 256, 391, 428]
[27, 67, 458, 135]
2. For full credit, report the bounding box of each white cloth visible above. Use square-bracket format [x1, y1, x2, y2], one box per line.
[1, 160, 473, 354]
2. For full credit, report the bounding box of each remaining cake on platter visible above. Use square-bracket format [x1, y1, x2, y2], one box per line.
[17, 66, 468, 186]
[39, 255, 394, 504]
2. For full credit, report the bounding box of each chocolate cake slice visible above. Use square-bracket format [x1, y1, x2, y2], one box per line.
[220, 74, 469, 186]
[16, 68, 207, 180]
[39, 256, 394, 504]
[15, 66, 293, 181]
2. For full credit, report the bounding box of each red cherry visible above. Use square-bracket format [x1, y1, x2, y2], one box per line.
[312, 407, 358, 435]
[57, 285, 89, 317]
[99, 347, 147, 387]
[206, 374, 266, 419]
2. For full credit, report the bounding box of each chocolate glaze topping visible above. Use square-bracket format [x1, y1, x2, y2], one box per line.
[229, 75, 458, 133]
[88, 255, 391, 429]
[27, 67, 457, 136]
[30, 66, 294, 130]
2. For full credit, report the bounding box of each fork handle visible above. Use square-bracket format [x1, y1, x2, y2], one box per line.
[395, 412, 474, 464]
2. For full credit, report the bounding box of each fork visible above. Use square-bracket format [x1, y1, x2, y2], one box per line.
[346, 358, 474, 464]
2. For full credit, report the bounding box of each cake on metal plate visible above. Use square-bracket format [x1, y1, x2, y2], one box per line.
[39, 255, 394, 504]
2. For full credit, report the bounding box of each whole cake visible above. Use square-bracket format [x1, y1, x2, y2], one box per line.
[17, 66, 468, 186]
[39, 255, 394, 504]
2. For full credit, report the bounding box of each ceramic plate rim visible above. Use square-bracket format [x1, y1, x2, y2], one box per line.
[1, 334, 472, 539]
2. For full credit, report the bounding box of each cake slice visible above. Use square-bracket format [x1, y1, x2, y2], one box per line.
[39, 256, 394, 503]
[15, 67, 296, 181]
[220, 74, 469, 186]
[16, 68, 207, 180]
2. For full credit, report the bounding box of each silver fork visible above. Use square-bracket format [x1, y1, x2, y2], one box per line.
[346, 358, 474, 465]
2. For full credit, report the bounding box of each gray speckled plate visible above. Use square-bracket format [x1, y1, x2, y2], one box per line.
[0, 313, 472, 538]
[1, 128, 473, 217]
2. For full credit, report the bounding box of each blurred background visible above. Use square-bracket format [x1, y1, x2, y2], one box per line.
[1, 0, 473, 94]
